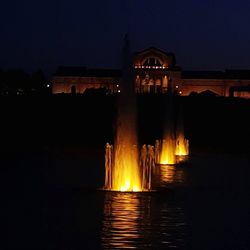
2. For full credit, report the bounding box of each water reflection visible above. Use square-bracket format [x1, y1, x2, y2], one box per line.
[160, 165, 185, 184]
[102, 192, 144, 249]
[102, 192, 187, 249]
[152, 164, 186, 189]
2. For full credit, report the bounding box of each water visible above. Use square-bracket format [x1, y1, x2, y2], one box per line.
[5, 150, 250, 249]
[102, 191, 187, 249]
[110, 35, 142, 192]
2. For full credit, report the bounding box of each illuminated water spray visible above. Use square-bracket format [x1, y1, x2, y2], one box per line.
[175, 105, 189, 162]
[104, 35, 152, 192]
[156, 82, 189, 165]
[159, 81, 176, 165]
[105, 143, 153, 191]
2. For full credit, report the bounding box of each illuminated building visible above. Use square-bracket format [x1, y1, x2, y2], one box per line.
[52, 47, 250, 98]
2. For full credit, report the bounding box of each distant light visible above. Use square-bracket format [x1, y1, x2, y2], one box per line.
[176, 85, 179, 88]
[116, 84, 119, 87]
[47, 84, 50, 88]
[179, 91, 182, 94]
[118, 90, 121, 93]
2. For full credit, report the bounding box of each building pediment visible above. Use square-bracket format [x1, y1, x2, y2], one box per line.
[134, 47, 176, 69]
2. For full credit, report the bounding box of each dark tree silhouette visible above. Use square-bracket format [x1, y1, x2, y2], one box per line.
[31, 70, 47, 94]
[0, 69, 48, 95]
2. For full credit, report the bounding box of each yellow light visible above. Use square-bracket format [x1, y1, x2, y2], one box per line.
[175, 137, 189, 156]
[160, 165, 175, 183]
[112, 144, 142, 192]
[160, 139, 176, 165]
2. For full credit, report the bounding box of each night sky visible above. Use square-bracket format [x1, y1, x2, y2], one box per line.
[1, 0, 250, 78]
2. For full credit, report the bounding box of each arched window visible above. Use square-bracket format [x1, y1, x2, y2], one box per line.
[143, 57, 162, 67]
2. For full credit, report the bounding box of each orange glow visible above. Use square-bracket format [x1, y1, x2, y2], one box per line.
[160, 165, 175, 183]
[160, 138, 176, 165]
[102, 193, 141, 249]
[112, 144, 142, 192]
[175, 136, 189, 156]
[160, 165, 185, 184]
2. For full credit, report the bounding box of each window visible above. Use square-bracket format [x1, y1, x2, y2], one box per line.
[143, 57, 162, 67]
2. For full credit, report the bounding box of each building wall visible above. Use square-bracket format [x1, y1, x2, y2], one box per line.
[225, 79, 250, 98]
[180, 79, 226, 96]
[52, 75, 250, 98]
[52, 76, 119, 94]
[52, 46, 250, 98]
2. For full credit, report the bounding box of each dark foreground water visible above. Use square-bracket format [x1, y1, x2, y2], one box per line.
[5, 149, 250, 250]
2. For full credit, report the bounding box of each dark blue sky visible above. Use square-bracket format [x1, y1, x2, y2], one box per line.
[1, 0, 250, 78]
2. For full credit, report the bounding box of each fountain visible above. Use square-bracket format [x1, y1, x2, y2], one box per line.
[175, 105, 189, 163]
[103, 37, 189, 192]
[156, 79, 189, 165]
[104, 143, 154, 191]
[104, 35, 152, 192]
[158, 79, 177, 165]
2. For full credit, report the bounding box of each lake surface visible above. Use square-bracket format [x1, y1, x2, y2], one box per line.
[5, 149, 250, 249]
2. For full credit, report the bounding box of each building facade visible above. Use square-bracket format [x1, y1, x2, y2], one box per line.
[52, 47, 250, 98]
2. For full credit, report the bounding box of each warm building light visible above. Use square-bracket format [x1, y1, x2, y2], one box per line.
[116, 84, 119, 87]
[179, 91, 182, 95]
[176, 85, 179, 88]
[118, 90, 121, 93]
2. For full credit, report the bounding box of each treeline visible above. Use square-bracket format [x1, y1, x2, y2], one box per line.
[0, 69, 50, 95]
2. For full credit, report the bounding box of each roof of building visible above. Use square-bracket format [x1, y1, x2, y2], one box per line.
[134, 46, 175, 57]
[54, 66, 121, 77]
[134, 47, 177, 66]
[182, 70, 250, 80]
[225, 70, 250, 79]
